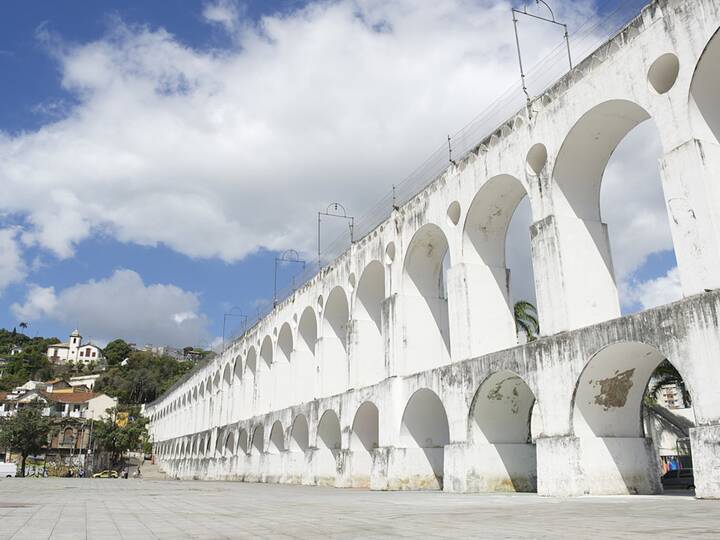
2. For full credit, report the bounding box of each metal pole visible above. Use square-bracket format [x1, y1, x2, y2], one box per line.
[317, 213, 321, 267]
[563, 23, 573, 69]
[512, 9, 532, 110]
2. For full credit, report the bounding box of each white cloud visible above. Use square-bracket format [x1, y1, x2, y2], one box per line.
[0, 0, 594, 263]
[0, 228, 27, 295]
[202, 0, 241, 34]
[11, 269, 210, 347]
[621, 267, 682, 311]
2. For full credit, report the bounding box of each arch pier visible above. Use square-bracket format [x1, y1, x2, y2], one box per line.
[147, 0, 720, 499]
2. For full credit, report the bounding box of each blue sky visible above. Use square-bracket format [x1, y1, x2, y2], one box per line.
[0, 0, 677, 348]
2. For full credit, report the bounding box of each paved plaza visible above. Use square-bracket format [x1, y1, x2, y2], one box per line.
[0, 478, 718, 539]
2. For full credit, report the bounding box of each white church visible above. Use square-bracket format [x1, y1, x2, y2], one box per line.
[46, 329, 105, 366]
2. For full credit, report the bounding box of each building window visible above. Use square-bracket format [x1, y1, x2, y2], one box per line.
[62, 427, 74, 445]
[80, 351, 84, 357]
[92, 351, 96, 358]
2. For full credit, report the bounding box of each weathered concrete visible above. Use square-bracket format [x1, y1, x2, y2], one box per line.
[147, 0, 720, 500]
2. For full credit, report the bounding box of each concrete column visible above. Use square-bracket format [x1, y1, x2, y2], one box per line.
[659, 139, 720, 295]
[380, 294, 400, 378]
[447, 263, 517, 361]
[690, 425, 720, 499]
[530, 214, 620, 335]
[536, 435, 661, 496]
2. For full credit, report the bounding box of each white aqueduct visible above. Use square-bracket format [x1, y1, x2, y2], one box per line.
[146, 0, 720, 498]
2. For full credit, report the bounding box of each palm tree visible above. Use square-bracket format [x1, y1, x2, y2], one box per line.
[18, 322, 28, 331]
[514, 301, 539, 342]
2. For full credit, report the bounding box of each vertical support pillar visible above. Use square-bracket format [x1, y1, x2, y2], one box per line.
[447, 263, 517, 360]
[530, 213, 620, 335]
[659, 139, 720, 295]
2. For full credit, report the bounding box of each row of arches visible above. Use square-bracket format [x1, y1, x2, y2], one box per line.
[157, 337, 694, 495]
[150, 25, 720, 449]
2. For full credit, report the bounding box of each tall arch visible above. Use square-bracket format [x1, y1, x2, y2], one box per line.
[399, 388, 449, 489]
[348, 401, 379, 487]
[315, 409, 341, 486]
[260, 335, 273, 370]
[296, 307, 318, 402]
[571, 342, 690, 495]
[352, 262, 385, 387]
[290, 414, 309, 452]
[320, 287, 349, 396]
[224, 431, 235, 457]
[223, 364, 232, 387]
[233, 355, 243, 381]
[690, 27, 720, 143]
[245, 347, 257, 378]
[277, 323, 293, 363]
[466, 371, 537, 492]
[250, 425, 264, 455]
[402, 224, 451, 374]
[238, 429, 249, 455]
[461, 175, 532, 354]
[317, 410, 341, 451]
[268, 421, 285, 454]
[550, 99, 671, 329]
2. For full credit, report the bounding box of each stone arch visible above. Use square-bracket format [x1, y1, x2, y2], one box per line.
[251, 425, 264, 455]
[298, 306, 317, 356]
[268, 421, 285, 454]
[290, 414, 309, 452]
[260, 335, 273, 370]
[224, 431, 235, 456]
[315, 409, 341, 485]
[350, 401, 379, 452]
[466, 371, 538, 492]
[246, 346, 257, 377]
[223, 363, 232, 387]
[317, 410, 341, 451]
[233, 355, 242, 380]
[213, 370, 221, 392]
[552, 99, 673, 325]
[400, 388, 449, 489]
[462, 174, 533, 350]
[238, 429, 249, 455]
[690, 26, 720, 143]
[571, 341, 692, 495]
[320, 287, 349, 396]
[277, 323, 293, 363]
[352, 261, 385, 387]
[402, 224, 451, 373]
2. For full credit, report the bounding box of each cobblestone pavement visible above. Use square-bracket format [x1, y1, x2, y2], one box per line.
[0, 478, 718, 539]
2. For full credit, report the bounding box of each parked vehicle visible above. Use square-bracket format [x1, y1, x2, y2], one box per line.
[661, 469, 695, 490]
[92, 470, 119, 479]
[0, 462, 17, 478]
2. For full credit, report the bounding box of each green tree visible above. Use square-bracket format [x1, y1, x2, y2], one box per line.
[0, 405, 54, 477]
[103, 339, 132, 366]
[93, 406, 149, 466]
[514, 301, 540, 341]
[95, 351, 194, 405]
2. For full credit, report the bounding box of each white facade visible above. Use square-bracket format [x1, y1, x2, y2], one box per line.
[147, 0, 720, 499]
[47, 330, 104, 366]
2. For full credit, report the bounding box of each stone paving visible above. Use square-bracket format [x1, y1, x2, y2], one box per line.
[0, 478, 718, 539]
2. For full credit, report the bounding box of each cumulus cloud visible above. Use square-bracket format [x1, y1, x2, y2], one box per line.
[202, 0, 241, 34]
[621, 267, 682, 311]
[0, 228, 27, 295]
[0, 0, 594, 262]
[11, 269, 210, 347]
